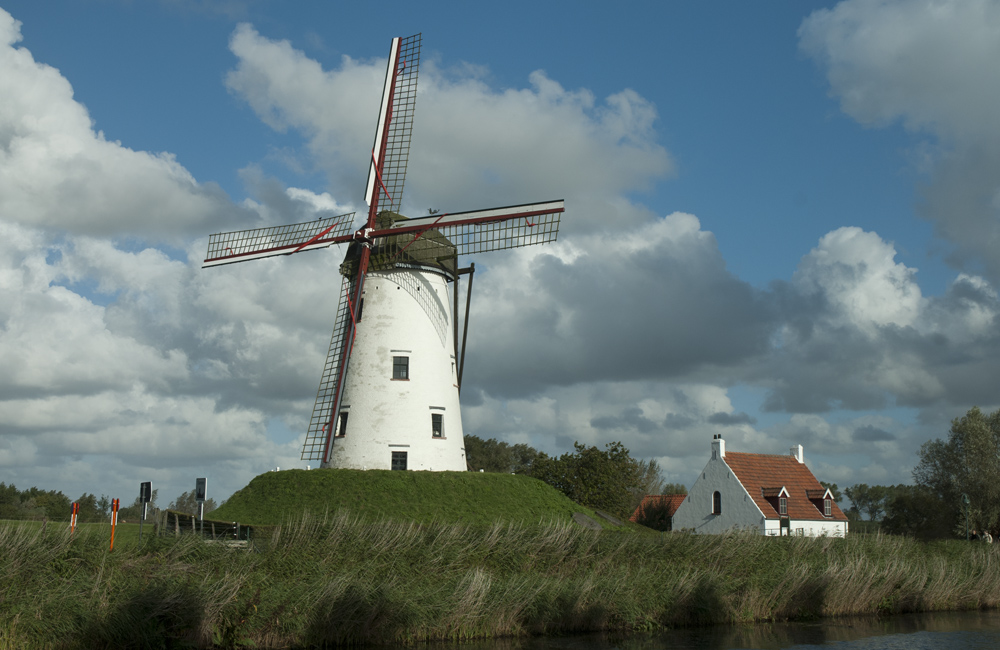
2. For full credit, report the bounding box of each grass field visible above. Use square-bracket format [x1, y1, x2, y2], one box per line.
[210, 468, 628, 529]
[4, 469, 998, 649]
[2, 512, 999, 649]
[5, 519, 156, 549]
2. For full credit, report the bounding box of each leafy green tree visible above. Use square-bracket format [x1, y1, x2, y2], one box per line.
[464, 435, 539, 474]
[660, 483, 688, 495]
[75, 493, 106, 522]
[880, 484, 951, 539]
[20, 487, 71, 520]
[97, 495, 111, 519]
[529, 441, 645, 519]
[844, 483, 891, 521]
[631, 458, 665, 508]
[914, 406, 1000, 536]
[169, 490, 218, 516]
[0, 483, 20, 520]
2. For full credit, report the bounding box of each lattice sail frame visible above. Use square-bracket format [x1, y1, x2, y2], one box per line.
[203, 213, 355, 267]
[366, 34, 420, 212]
[301, 274, 355, 461]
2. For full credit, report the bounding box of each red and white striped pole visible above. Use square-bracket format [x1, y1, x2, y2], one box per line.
[109, 498, 120, 551]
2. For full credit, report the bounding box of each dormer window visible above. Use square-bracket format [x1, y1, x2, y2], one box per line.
[762, 486, 789, 517]
[824, 498, 831, 517]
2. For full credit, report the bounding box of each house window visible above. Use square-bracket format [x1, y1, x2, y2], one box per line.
[779, 497, 787, 515]
[336, 411, 348, 437]
[391, 451, 407, 471]
[431, 413, 443, 438]
[824, 498, 831, 517]
[713, 491, 722, 515]
[795, 528, 804, 537]
[392, 356, 409, 380]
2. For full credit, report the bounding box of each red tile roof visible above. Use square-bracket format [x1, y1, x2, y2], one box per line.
[629, 494, 686, 523]
[723, 452, 848, 521]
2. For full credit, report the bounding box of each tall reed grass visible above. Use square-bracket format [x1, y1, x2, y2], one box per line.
[1, 514, 998, 648]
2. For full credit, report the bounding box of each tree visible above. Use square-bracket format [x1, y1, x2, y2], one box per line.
[169, 490, 218, 516]
[464, 435, 539, 474]
[880, 484, 951, 539]
[75, 493, 103, 522]
[660, 483, 688, 495]
[631, 458, 665, 510]
[529, 441, 645, 519]
[844, 483, 892, 521]
[914, 406, 1000, 536]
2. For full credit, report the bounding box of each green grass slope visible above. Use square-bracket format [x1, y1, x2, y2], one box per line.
[211, 468, 624, 528]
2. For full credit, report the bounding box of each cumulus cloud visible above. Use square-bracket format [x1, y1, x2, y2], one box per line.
[7, 7, 1000, 504]
[0, 10, 242, 240]
[224, 24, 673, 231]
[800, 0, 1000, 279]
[761, 226, 1000, 413]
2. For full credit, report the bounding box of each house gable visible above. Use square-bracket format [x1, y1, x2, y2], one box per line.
[670, 436, 768, 534]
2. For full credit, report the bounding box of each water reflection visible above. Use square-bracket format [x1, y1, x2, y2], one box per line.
[421, 610, 1000, 650]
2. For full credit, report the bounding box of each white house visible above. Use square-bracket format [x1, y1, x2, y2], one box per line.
[671, 435, 849, 536]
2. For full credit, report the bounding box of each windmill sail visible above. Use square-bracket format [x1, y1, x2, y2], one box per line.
[365, 34, 421, 211]
[386, 200, 564, 255]
[203, 213, 355, 267]
[301, 274, 356, 461]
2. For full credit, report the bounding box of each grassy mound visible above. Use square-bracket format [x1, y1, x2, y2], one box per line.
[210, 468, 622, 528]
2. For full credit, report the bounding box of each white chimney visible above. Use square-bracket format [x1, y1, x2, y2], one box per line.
[790, 445, 803, 463]
[712, 434, 725, 459]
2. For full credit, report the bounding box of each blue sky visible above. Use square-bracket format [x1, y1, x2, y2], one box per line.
[2, 0, 999, 506]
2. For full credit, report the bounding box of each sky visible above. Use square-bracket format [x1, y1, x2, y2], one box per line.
[3, 0, 1000, 508]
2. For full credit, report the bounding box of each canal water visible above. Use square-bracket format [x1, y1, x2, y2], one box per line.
[422, 610, 1000, 650]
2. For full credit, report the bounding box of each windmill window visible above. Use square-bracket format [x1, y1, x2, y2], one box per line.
[779, 497, 787, 515]
[431, 413, 444, 438]
[391, 451, 407, 471]
[392, 356, 409, 380]
[712, 491, 722, 515]
[356, 298, 364, 323]
[824, 498, 831, 517]
[336, 411, 348, 437]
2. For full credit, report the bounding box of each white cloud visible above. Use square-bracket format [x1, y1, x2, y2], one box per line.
[799, 0, 1000, 145]
[800, 0, 1000, 280]
[225, 24, 673, 231]
[0, 8, 238, 240]
[793, 226, 923, 334]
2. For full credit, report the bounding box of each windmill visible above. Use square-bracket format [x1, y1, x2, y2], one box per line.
[203, 34, 564, 471]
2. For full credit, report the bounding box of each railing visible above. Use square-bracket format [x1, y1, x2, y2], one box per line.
[158, 509, 252, 541]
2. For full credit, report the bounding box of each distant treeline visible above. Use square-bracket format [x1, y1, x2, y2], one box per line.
[0, 483, 218, 523]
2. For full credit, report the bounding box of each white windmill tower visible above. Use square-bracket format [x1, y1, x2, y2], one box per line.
[204, 34, 564, 471]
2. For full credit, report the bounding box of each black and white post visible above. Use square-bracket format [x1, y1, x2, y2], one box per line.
[195, 478, 207, 536]
[138, 481, 152, 542]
